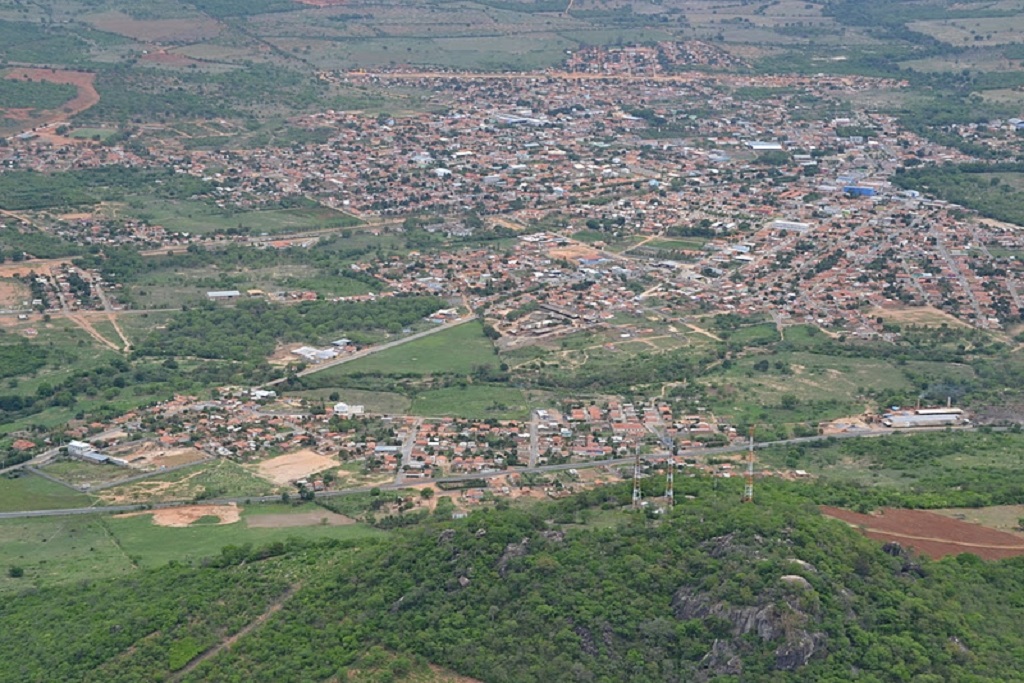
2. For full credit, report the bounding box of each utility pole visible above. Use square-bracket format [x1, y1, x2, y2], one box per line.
[742, 427, 755, 503]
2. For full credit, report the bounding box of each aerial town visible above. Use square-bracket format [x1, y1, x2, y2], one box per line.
[0, 42, 996, 507]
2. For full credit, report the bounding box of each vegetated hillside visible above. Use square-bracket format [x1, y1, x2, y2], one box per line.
[5, 481, 1024, 682]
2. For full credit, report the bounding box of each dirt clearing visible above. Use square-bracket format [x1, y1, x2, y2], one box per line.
[254, 449, 338, 486]
[118, 442, 209, 469]
[119, 503, 240, 527]
[868, 305, 969, 328]
[822, 506, 1024, 560]
[246, 510, 355, 528]
[0, 279, 28, 308]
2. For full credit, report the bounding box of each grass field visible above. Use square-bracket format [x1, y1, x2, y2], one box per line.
[108, 506, 382, 568]
[111, 198, 362, 236]
[644, 237, 710, 251]
[41, 459, 136, 489]
[0, 503, 383, 593]
[411, 384, 529, 419]
[0, 472, 95, 512]
[321, 321, 500, 379]
[0, 515, 136, 593]
[69, 127, 118, 141]
[125, 262, 376, 308]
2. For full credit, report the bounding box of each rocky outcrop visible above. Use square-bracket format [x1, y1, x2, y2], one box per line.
[672, 584, 826, 675]
[497, 537, 530, 578]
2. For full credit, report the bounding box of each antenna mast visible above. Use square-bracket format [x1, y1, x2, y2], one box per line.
[742, 427, 755, 503]
[665, 455, 674, 509]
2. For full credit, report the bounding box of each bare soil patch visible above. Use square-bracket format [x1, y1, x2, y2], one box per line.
[120, 503, 240, 527]
[0, 278, 28, 308]
[254, 449, 338, 485]
[119, 442, 209, 469]
[868, 304, 969, 328]
[0, 258, 72, 278]
[549, 244, 602, 260]
[821, 506, 1024, 560]
[246, 510, 355, 528]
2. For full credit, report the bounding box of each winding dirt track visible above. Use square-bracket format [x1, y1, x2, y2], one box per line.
[171, 584, 300, 681]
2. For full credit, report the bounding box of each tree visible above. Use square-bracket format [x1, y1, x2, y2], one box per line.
[420, 487, 434, 500]
[7, 566, 23, 578]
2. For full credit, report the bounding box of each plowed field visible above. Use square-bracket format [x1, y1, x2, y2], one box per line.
[821, 506, 1024, 560]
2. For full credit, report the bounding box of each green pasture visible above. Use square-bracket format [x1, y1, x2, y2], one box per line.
[108, 507, 382, 569]
[0, 472, 95, 512]
[410, 384, 529, 420]
[319, 321, 499, 379]
[116, 197, 361, 236]
[0, 502, 382, 593]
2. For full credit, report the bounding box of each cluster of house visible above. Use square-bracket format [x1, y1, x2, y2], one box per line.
[2, 44, 1023, 337]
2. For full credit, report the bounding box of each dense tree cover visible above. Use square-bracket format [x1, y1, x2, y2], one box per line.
[0, 78, 76, 110]
[134, 296, 445, 361]
[893, 163, 1024, 226]
[0, 167, 214, 211]
[0, 225, 88, 260]
[75, 238, 382, 292]
[0, 552, 294, 682]
[765, 431, 1024, 510]
[523, 345, 720, 394]
[0, 356, 277, 423]
[80, 64, 326, 123]
[0, 341, 48, 379]
[8, 480, 1024, 682]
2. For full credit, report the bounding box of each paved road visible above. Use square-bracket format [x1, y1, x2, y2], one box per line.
[395, 418, 423, 485]
[0, 426, 960, 519]
[528, 410, 540, 467]
[263, 315, 477, 387]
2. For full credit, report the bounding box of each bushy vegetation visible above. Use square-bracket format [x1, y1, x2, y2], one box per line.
[134, 296, 445, 361]
[893, 163, 1024, 227]
[4, 481, 1024, 681]
[0, 78, 76, 110]
[0, 167, 213, 211]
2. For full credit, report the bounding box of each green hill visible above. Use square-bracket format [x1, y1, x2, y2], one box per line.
[3, 481, 1024, 682]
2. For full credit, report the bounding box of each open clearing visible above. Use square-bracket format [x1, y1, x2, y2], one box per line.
[868, 305, 970, 328]
[85, 12, 220, 43]
[0, 278, 28, 308]
[246, 509, 355, 528]
[254, 449, 338, 486]
[0, 472, 94, 512]
[821, 506, 1024, 560]
[118, 442, 209, 469]
[118, 503, 241, 527]
[933, 505, 1024, 536]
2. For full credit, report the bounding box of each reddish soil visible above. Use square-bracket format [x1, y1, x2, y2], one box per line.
[821, 506, 1024, 560]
